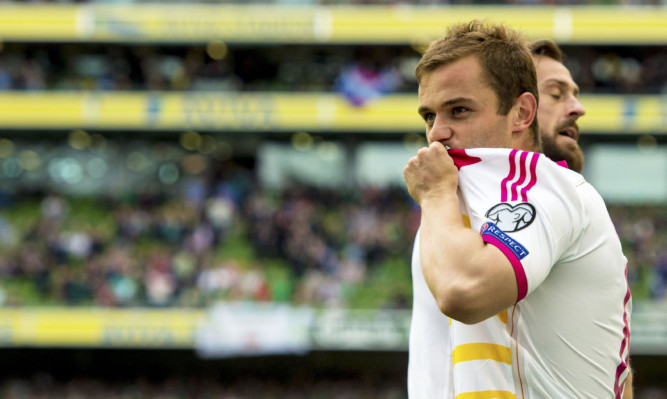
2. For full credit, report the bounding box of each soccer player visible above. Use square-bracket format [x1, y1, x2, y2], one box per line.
[531, 38, 634, 399]
[530, 39, 586, 173]
[405, 20, 631, 398]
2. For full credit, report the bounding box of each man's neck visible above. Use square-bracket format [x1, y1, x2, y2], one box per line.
[512, 131, 541, 153]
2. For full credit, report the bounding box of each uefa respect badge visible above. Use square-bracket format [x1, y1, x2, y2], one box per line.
[480, 221, 529, 260]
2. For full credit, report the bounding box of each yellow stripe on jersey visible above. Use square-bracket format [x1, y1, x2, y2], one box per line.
[455, 390, 516, 399]
[497, 309, 508, 324]
[452, 343, 512, 367]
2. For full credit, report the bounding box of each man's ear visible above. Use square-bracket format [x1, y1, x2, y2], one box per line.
[511, 92, 537, 134]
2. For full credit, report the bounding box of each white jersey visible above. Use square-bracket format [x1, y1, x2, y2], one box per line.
[408, 148, 631, 399]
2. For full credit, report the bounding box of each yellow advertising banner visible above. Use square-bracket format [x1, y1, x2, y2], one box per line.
[0, 92, 664, 134]
[0, 304, 663, 353]
[0, 5, 665, 44]
[0, 308, 204, 348]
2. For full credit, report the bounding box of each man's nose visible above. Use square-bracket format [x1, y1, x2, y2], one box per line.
[568, 96, 586, 118]
[427, 117, 454, 144]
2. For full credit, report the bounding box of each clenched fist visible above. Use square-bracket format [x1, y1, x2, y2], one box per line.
[403, 142, 459, 206]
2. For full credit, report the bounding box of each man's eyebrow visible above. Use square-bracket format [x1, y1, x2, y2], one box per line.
[418, 97, 474, 114]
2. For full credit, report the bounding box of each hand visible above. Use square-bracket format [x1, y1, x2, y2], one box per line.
[403, 142, 459, 205]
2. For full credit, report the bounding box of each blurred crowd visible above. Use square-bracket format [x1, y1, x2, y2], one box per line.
[0, 140, 417, 308]
[0, 44, 413, 98]
[0, 43, 665, 100]
[0, 375, 408, 399]
[0, 0, 664, 5]
[609, 205, 667, 301]
[0, 137, 665, 309]
[0, 374, 665, 399]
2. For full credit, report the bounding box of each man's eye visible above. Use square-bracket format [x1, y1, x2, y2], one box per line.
[549, 91, 563, 100]
[452, 107, 468, 115]
[423, 113, 435, 123]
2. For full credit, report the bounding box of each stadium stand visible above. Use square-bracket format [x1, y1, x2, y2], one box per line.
[0, 150, 665, 308]
[0, 1, 665, 397]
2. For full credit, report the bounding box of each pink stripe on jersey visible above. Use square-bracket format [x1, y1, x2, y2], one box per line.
[519, 153, 541, 202]
[614, 266, 632, 399]
[510, 151, 529, 201]
[500, 149, 519, 202]
[448, 148, 482, 170]
[482, 234, 528, 302]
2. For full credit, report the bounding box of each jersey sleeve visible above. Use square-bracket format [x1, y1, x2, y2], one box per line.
[456, 149, 585, 302]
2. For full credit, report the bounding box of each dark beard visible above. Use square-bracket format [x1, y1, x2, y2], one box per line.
[542, 138, 585, 173]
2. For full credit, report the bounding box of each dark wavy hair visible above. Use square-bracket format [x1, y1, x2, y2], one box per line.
[530, 39, 564, 62]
